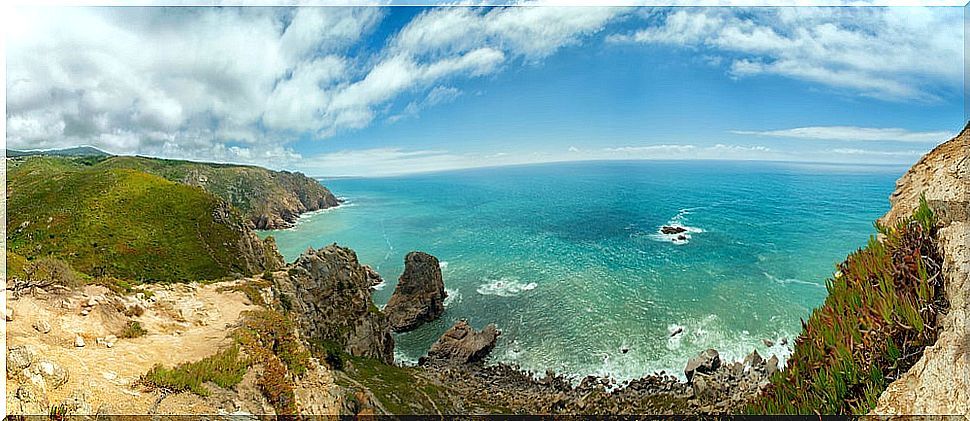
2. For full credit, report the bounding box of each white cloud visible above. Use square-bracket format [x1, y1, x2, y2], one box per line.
[830, 148, 925, 157]
[6, 6, 626, 165]
[609, 7, 962, 101]
[732, 126, 954, 143]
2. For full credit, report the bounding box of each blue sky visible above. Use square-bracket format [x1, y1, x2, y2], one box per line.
[5, 6, 965, 176]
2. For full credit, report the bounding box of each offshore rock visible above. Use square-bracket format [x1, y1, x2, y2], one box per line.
[275, 244, 394, 364]
[423, 320, 499, 365]
[383, 252, 447, 332]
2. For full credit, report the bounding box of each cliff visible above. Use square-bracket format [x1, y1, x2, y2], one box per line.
[95, 156, 340, 229]
[873, 123, 970, 416]
[6, 157, 282, 282]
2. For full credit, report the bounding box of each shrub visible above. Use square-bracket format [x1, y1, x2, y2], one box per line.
[23, 258, 81, 289]
[749, 195, 946, 414]
[139, 345, 248, 396]
[120, 320, 147, 338]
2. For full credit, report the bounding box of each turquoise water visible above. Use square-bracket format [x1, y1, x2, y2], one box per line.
[262, 160, 903, 382]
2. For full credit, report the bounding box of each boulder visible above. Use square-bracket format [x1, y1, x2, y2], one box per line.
[691, 374, 714, 401]
[74, 335, 85, 348]
[766, 355, 779, 377]
[32, 320, 52, 334]
[743, 349, 764, 368]
[7, 345, 35, 375]
[14, 384, 49, 414]
[27, 359, 69, 390]
[423, 320, 499, 365]
[685, 349, 721, 382]
[383, 251, 447, 332]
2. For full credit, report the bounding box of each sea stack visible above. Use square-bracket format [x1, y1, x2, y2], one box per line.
[383, 251, 447, 332]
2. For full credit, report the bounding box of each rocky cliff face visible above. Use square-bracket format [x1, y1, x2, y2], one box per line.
[873, 122, 970, 416]
[211, 201, 285, 275]
[273, 244, 394, 364]
[383, 252, 447, 332]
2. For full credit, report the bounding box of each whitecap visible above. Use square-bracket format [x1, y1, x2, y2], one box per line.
[439, 261, 449, 270]
[476, 277, 538, 297]
[443, 288, 461, 307]
[763, 272, 824, 289]
[370, 280, 386, 291]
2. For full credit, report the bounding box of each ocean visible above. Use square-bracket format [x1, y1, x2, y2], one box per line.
[261, 160, 904, 382]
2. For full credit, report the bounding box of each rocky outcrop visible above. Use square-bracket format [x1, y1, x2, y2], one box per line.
[274, 244, 394, 364]
[383, 252, 447, 332]
[873, 122, 970, 417]
[211, 201, 285, 275]
[421, 320, 499, 365]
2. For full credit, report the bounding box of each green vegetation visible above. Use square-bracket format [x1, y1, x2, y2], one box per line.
[95, 155, 335, 224]
[139, 345, 249, 396]
[119, 320, 147, 338]
[749, 195, 946, 414]
[7, 156, 266, 282]
[234, 309, 311, 414]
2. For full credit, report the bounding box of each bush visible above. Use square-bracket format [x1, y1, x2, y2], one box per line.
[23, 258, 81, 289]
[139, 345, 248, 396]
[749, 195, 946, 414]
[120, 320, 147, 338]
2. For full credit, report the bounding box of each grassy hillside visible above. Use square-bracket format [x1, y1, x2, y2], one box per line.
[7, 156, 277, 282]
[96, 156, 339, 229]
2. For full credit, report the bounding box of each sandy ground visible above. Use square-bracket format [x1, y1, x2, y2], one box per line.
[5, 280, 259, 414]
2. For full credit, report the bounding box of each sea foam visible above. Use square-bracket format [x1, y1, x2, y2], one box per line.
[476, 277, 538, 297]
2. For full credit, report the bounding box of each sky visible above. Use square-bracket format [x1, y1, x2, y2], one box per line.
[4, 5, 966, 176]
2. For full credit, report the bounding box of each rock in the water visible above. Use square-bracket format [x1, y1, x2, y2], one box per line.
[424, 320, 499, 365]
[661, 226, 688, 234]
[74, 335, 85, 348]
[762, 339, 774, 347]
[363, 265, 384, 288]
[274, 244, 394, 364]
[685, 349, 721, 382]
[383, 251, 447, 332]
[32, 320, 52, 334]
[7, 345, 35, 375]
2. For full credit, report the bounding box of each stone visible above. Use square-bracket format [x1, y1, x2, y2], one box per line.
[743, 349, 764, 368]
[5, 307, 13, 321]
[80, 309, 89, 316]
[15, 384, 49, 414]
[7, 345, 35, 374]
[780, 337, 788, 346]
[29, 359, 69, 390]
[766, 355, 779, 377]
[685, 349, 721, 382]
[32, 320, 52, 334]
[74, 335, 85, 348]
[661, 226, 688, 234]
[363, 265, 384, 287]
[86, 298, 98, 307]
[762, 339, 774, 347]
[424, 320, 500, 365]
[383, 251, 447, 332]
[691, 374, 714, 401]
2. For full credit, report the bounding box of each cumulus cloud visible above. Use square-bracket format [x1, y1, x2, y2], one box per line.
[608, 7, 962, 101]
[5, 5, 624, 165]
[732, 126, 955, 143]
